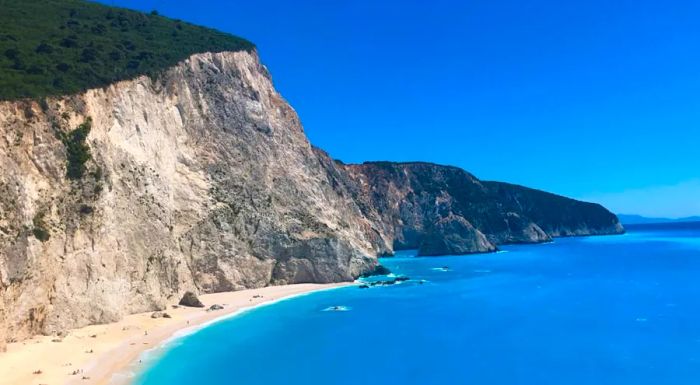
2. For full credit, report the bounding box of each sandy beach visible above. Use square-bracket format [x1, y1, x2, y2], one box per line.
[0, 283, 349, 385]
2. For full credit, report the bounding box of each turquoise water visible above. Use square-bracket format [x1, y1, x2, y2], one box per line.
[135, 222, 700, 385]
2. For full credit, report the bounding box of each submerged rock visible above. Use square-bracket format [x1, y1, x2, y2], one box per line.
[179, 292, 204, 308]
[322, 305, 350, 312]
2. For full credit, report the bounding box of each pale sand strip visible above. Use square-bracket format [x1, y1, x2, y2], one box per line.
[0, 283, 350, 385]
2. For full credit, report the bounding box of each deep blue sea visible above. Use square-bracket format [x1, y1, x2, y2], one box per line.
[135, 222, 700, 385]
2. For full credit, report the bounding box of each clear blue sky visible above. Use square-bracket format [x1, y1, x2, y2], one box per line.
[101, 0, 700, 217]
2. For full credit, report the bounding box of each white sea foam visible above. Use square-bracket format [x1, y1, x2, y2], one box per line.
[473, 269, 492, 273]
[322, 306, 351, 312]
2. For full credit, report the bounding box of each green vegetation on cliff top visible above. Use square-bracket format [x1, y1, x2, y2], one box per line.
[0, 0, 254, 100]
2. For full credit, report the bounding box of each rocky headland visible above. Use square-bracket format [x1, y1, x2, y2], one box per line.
[0, 1, 623, 350]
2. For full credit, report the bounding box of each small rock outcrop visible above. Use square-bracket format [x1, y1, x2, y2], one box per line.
[178, 292, 204, 308]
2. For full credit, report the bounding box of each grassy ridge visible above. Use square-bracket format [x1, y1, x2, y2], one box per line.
[0, 0, 254, 100]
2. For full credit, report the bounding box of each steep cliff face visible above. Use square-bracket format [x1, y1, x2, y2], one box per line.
[339, 161, 623, 256]
[484, 181, 625, 237]
[0, 51, 384, 344]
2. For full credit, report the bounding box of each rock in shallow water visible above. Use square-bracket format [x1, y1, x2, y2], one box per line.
[359, 276, 411, 288]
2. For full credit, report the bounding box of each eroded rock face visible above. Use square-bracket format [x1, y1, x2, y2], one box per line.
[0, 296, 5, 352]
[483, 181, 625, 237]
[339, 161, 623, 256]
[0, 51, 382, 343]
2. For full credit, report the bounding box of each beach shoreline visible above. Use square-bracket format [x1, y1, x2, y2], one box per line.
[0, 283, 350, 385]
